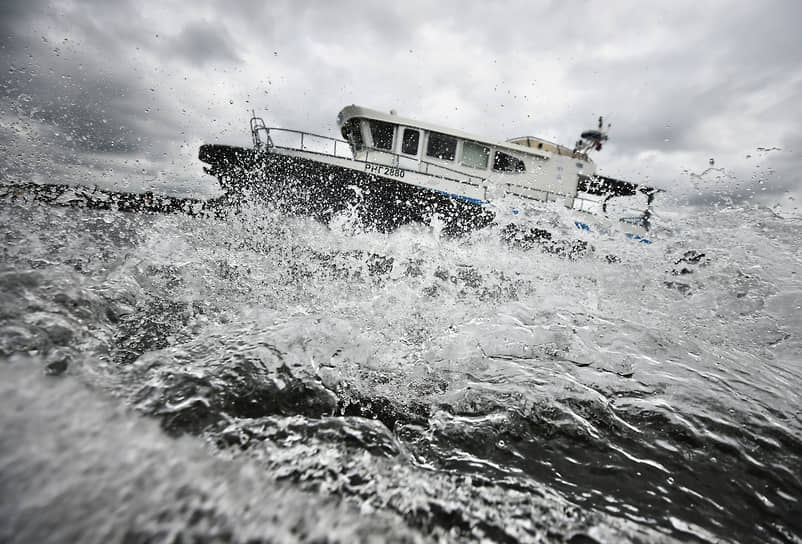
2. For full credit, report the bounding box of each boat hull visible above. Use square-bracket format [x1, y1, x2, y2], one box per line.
[198, 144, 494, 233]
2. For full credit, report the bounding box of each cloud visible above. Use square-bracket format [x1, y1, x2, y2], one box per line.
[169, 21, 240, 67]
[0, 0, 799, 207]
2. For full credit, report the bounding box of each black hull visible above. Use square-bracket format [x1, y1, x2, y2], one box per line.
[0, 146, 493, 234]
[198, 144, 495, 234]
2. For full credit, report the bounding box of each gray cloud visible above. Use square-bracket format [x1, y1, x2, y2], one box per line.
[0, 0, 799, 207]
[169, 21, 240, 67]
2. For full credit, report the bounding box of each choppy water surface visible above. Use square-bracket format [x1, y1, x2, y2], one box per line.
[1, 192, 800, 543]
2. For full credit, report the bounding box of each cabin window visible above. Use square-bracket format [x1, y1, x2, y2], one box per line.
[401, 128, 419, 155]
[493, 151, 526, 173]
[369, 120, 395, 151]
[461, 141, 490, 169]
[426, 132, 457, 161]
[342, 119, 364, 151]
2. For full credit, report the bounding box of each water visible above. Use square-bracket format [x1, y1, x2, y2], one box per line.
[1, 192, 800, 543]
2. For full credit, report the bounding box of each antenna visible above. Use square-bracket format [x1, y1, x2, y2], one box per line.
[574, 115, 610, 154]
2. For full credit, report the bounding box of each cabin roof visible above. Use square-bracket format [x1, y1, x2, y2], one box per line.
[337, 105, 591, 162]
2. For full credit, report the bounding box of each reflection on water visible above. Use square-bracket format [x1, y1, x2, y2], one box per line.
[1, 195, 800, 543]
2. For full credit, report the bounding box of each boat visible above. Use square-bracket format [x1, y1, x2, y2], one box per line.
[198, 105, 659, 240]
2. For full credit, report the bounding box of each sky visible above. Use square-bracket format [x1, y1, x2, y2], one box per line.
[1, 0, 800, 211]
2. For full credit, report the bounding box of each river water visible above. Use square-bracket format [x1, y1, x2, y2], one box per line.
[1, 192, 800, 543]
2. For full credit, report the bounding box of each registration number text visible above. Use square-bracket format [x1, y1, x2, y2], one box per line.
[365, 163, 405, 178]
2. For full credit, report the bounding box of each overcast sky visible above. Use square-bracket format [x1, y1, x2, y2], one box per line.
[1, 0, 800, 210]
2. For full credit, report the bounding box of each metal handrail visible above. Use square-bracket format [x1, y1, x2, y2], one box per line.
[502, 183, 574, 207]
[570, 192, 646, 220]
[250, 114, 271, 148]
[572, 195, 601, 212]
[506, 135, 585, 160]
[259, 127, 352, 158]
[419, 159, 486, 187]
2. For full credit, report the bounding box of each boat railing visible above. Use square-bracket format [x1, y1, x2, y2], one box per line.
[262, 126, 488, 188]
[572, 191, 652, 228]
[250, 115, 271, 148]
[572, 193, 603, 213]
[418, 159, 486, 187]
[260, 127, 354, 158]
[503, 182, 569, 205]
[507, 136, 589, 161]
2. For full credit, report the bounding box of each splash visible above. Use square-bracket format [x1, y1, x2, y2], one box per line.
[1, 189, 801, 542]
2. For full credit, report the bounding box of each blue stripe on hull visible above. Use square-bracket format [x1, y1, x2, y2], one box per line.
[432, 189, 487, 207]
[624, 232, 652, 244]
[574, 220, 650, 243]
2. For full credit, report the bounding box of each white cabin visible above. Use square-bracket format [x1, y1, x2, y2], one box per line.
[337, 105, 596, 208]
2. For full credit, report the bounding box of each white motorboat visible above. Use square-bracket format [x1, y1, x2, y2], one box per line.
[198, 105, 658, 240]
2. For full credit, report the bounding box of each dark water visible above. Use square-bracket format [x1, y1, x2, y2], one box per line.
[1, 194, 800, 543]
